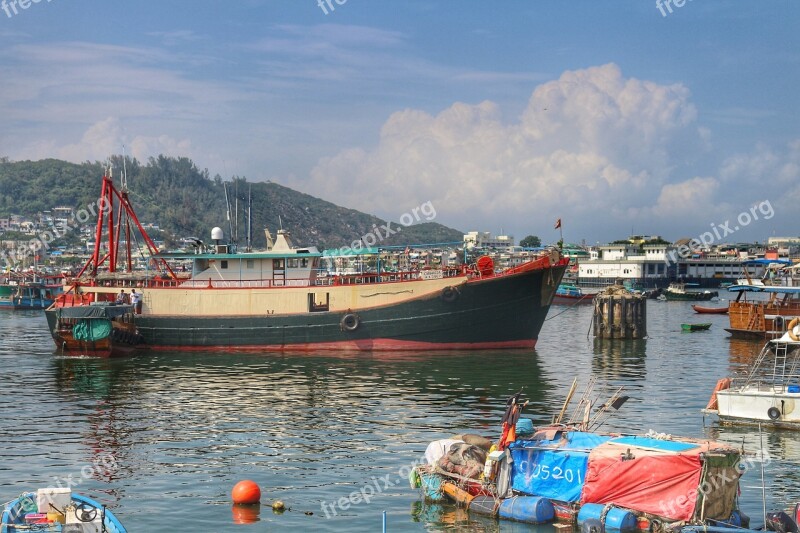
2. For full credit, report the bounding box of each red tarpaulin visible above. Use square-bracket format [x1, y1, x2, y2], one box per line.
[581, 447, 702, 521]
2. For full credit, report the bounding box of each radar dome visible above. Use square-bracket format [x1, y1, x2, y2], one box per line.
[211, 227, 224, 241]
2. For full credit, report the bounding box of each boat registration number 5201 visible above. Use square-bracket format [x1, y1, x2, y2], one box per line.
[523, 463, 583, 484]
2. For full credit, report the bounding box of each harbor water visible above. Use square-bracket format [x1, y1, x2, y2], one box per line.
[2, 300, 799, 532]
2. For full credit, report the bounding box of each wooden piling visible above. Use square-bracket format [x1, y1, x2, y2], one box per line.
[593, 285, 647, 339]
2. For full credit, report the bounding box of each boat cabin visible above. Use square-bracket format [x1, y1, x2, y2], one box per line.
[158, 230, 322, 288]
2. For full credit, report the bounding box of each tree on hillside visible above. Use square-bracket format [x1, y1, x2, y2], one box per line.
[520, 235, 541, 248]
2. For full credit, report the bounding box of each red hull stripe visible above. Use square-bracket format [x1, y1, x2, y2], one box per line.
[144, 338, 536, 352]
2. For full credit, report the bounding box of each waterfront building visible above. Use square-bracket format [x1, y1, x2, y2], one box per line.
[463, 231, 514, 250]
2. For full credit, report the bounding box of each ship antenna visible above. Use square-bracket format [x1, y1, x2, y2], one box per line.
[121, 145, 128, 192]
[247, 185, 252, 251]
[224, 182, 233, 243]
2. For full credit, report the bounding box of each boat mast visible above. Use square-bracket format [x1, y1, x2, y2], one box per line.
[247, 185, 252, 252]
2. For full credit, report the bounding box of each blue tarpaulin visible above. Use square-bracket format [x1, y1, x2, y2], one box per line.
[509, 431, 612, 502]
[608, 436, 699, 452]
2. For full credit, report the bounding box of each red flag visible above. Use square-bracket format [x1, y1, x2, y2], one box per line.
[554, 218, 561, 229]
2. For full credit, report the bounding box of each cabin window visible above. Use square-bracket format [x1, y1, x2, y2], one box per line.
[287, 258, 299, 268]
[246, 260, 255, 269]
[274, 259, 284, 269]
[221, 260, 228, 269]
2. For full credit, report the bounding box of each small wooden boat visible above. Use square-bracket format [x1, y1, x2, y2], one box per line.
[51, 303, 145, 357]
[2, 488, 126, 532]
[551, 284, 593, 305]
[681, 323, 712, 332]
[414, 388, 751, 530]
[692, 305, 729, 314]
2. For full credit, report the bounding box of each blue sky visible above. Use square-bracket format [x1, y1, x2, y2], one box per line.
[1, 1, 798, 245]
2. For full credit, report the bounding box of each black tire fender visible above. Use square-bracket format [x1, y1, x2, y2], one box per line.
[340, 313, 360, 332]
[441, 286, 459, 302]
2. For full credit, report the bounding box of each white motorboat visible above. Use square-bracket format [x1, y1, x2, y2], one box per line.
[705, 319, 800, 427]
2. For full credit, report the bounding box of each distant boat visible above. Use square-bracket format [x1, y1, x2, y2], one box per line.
[726, 285, 800, 339]
[692, 304, 729, 314]
[664, 283, 718, 301]
[1, 488, 126, 532]
[12, 282, 62, 310]
[681, 323, 712, 332]
[705, 321, 800, 428]
[551, 284, 593, 305]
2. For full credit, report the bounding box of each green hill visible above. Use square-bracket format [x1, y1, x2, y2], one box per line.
[0, 156, 463, 250]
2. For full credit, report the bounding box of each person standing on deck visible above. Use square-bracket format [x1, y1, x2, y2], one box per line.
[130, 289, 142, 314]
[116, 290, 127, 304]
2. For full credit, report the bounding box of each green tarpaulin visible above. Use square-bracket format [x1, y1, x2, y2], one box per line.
[72, 318, 112, 341]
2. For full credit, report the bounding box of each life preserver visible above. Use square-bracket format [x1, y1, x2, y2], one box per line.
[441, 286, 459, 302]
[768, 407, 781, 420]
[788, 318, 800, 342]
[340, 313, 360, 332]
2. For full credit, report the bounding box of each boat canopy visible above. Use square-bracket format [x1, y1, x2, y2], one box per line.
[57, 304, 135, 319]
[508, 429, 739, 522]
[322, 247, 381, 257]
[741, 259, 793, 266]
[156, 250, 322, 260]
[728, 285, 800, 294]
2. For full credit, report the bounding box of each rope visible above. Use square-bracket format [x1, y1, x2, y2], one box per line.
[546, 294, 592, 321]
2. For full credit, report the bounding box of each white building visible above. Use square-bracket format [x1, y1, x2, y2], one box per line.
[578, 243, 673, 287]
[463, 231, 515, 249]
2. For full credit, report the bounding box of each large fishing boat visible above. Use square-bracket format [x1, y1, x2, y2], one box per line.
[46, 172, 568, 353]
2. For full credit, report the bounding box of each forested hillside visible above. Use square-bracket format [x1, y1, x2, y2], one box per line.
[0, 156, 463, 250]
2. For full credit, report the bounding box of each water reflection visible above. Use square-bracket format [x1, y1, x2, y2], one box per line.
[591, 338, 647, 381]
[728, 338, 763, 371]
[231, 503, 261, 524]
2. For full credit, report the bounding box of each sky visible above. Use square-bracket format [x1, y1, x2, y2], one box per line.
[0, 1, 798, 246]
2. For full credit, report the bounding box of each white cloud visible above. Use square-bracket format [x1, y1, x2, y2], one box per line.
[24, 117, 193, 164]
[301, 63, 709, 239]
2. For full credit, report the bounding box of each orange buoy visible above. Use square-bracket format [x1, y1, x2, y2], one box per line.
[232, 480, 261, 505]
